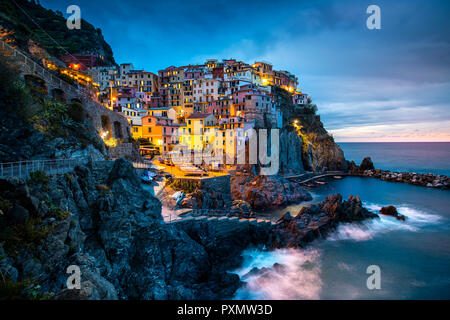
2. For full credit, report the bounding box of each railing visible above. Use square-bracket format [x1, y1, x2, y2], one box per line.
[0, 158, 88, 179]
[132, 162, 154, 169]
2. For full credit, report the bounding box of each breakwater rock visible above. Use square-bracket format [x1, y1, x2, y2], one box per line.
[349, 157, 449, 189]
[269, 194, 378, 248]
[379, 206, 406, 221]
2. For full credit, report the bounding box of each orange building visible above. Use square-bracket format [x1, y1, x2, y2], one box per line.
[141, 116, 179, 154]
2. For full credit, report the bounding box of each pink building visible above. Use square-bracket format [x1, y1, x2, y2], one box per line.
[184, 66, 205, 80]
[207, 98, 232, 118]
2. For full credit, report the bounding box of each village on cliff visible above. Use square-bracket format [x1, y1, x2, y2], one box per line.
[47, 50, 311, 166]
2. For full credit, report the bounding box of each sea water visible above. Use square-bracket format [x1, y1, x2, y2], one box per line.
[233, 143, 450, 299]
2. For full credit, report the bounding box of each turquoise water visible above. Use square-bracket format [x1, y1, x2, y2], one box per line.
[234, 177, 450, 299]
[339, 142, 450, 176]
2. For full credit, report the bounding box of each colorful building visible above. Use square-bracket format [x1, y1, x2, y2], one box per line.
[142, 116, 179, 154]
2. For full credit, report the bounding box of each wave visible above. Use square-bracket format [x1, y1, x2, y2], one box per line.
[233, 248, 322, 300]
[327, 203, 443, 242]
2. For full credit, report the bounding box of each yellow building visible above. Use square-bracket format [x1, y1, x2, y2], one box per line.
[181, 113, 217, 151]
[131, 124, 142, 140]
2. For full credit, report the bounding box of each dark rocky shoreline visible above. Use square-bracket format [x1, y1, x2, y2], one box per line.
[348, 157, 449, 189]
[0, 159, 252, 300]
[269, 194, 378, 248]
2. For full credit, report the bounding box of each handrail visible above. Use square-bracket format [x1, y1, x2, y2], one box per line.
[0, 158, 159, 179]
[0, 158, 88, 179]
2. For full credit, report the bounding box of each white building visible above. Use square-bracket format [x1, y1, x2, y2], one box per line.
[193, 79, 220, 104]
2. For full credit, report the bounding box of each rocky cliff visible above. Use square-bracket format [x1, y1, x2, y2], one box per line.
[0, 159, 247, 299]
[274, 87, 347, 173]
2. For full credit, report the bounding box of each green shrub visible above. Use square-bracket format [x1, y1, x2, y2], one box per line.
[28, 171, 50, 191]
[48, 205, 70, 221]
[0, 216, 53, 257]
[0, 55, 34, 115]
[67, 102, 85, 122]
[0, 277, 50, 300]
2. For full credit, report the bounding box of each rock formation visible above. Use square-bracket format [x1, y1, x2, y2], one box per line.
[349, 157, 449, 189]
[359, 157, 375, 171]
[0, 159, 247, 299]
[379, 206, 406, 221]
[231, 175, 312, 211]
[269, 194, 378, 248]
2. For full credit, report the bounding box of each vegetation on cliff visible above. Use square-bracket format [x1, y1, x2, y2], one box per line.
[274, 87, 347, 172]
[0, 54, 106, 162]
[0, 0, 116, 65]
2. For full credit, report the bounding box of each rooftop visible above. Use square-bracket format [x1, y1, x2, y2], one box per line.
[187, 113, 212, 119]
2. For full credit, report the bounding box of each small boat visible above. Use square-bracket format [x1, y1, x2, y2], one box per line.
[304, 184, 317, 188]
[333, 176, 343, 179]
[172, 191, 185, 205]
[140, 170, 156, 184]
[315, 181, 327, 185]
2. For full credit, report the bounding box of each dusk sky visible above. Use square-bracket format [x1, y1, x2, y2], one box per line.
[41, 0, 450, 142]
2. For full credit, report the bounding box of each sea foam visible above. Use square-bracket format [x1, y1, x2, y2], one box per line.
[233, 248, 322, 300]
[327, 203, 443, 242]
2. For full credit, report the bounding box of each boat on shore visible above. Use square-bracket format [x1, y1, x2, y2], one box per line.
[304, 184, 317, 188]
[140, 170, 157, 184]
[172, 191, 185, 205]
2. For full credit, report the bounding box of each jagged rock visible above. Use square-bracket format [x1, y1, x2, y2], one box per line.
[1, 158, 251, 300]
[7, 204, 29, 224]
[232, 175, 312, 210]
[53, 281, 95, 300]
[108, 158, 141, 187]
[230, 200, 253, 218]
[270, 194, 378, 248]
[351, 166, 449, 189]
[360, 157, 375, 171]
[379, 206, 406, 221]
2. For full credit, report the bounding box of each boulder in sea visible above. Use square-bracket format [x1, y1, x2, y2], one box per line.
[360, 157, 375, 171]
[270, 194, 379, 248]
[379, 206, 406, 221]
